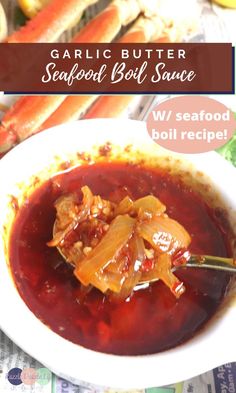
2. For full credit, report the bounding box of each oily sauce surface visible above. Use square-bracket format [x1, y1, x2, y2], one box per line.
[9, 163, 230, 355]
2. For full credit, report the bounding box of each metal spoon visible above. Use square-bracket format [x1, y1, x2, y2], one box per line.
[139, 255, 236, 286]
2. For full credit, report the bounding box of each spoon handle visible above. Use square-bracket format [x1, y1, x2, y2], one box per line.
[185, 255, 236, 273]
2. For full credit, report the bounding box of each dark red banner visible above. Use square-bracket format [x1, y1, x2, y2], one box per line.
[0, 43, 234, 94]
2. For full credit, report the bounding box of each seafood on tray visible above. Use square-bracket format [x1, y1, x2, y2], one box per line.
[0, 0, 200, 154]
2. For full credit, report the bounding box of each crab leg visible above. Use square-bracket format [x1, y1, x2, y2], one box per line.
[39, 15, 164, 130]
[71, 0, 141, 44]
[84, 95, 134, 119]
[0, 96, 66, 147]
[0, 1, 200, 154]
[38, 96, 96, 131]
[0, 0, 142, 153]
[0, 126, 16, 155]
[6, 0, 98, 43]
[84, 16, 165, 119]
[67, 38, 172, 121]
[84, 8, 199, 119]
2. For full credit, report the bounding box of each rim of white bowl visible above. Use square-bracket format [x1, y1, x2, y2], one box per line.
[0, 119, 235, 389]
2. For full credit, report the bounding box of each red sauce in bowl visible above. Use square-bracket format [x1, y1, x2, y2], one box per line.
[9, 162, 231, 355]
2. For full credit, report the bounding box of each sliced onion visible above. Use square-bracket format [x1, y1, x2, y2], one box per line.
[48, 185, 191, 299]
[131, 234, 146, 271]
[141, 253, 185, 298]
[138, 215, 191, 254]
[54, 193, 78, 229]
[87, 269, 126, 294]
[110, 235, 144, 300]
[106, 255, 127, 274]
[47, 186, 93, 247]
[75, 215, 135, 286]
[101, 272, 125, 293]
[60, 241, 83, 266]
[84, 270, 119, 293]
[134, 195, 166, 217]
[114, 196, 134, 215]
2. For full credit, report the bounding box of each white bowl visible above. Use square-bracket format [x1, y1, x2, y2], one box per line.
[0, 119, 235, 389]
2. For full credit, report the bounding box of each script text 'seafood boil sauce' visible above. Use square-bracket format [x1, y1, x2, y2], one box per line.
[9, 163, 231, 355]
